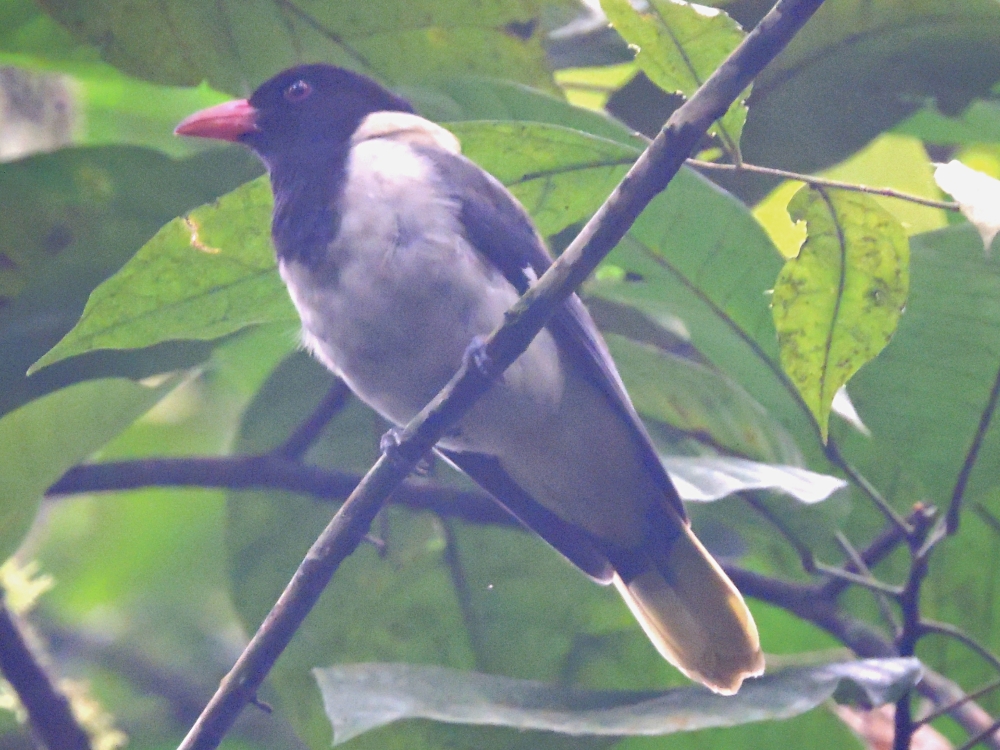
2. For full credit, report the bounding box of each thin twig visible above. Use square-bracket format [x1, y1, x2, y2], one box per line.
[687, 158, 960, 211]
[833, 531, 902, 628]
[813, 561, 904, 598]
[441, 520, 487, 670]
[724, 566, 1000, 750]
[821, 506, 935, 600]
[956, 717, 1000, 750]
[826, 437, 912, 534]
[947, 358, 1000, 533]
[274, 378, 351, 460]
[0, 594, 92, 750]
[915, 678, 1000, 728]
[177, 1, 829, 746]
[893, 511, 937, 750]
[920, 620, 1000, 674]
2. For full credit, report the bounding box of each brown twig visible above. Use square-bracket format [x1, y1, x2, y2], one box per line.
[176, 1, 829, 746]
[0, 594, 91, 750]
[687, 158, 960, 211]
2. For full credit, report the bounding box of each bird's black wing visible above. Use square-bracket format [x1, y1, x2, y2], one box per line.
[416, 145, 687, 522]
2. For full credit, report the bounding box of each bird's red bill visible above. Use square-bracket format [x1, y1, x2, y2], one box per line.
[174, 99, 258, 142]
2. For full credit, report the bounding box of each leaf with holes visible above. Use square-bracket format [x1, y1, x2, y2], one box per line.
[601, 0, 748, 155]
[772, 187, 908, 441]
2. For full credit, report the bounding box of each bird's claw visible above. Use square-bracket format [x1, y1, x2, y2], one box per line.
[464, 335, 491, 377]
[379, 427, 403, 458]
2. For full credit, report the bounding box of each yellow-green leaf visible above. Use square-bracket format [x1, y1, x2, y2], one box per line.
[772, 187, 909, 440]
[601, 0, 747, 154]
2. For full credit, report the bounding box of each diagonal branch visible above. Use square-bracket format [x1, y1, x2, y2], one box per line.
[0, 594, 92, 750]
[176, 1, 829, 747]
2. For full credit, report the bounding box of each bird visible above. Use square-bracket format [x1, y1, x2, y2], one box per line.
[175, 64, 763, 694]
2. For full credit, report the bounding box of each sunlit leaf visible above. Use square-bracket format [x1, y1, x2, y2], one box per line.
[772, 187, 909, 441]
[313, 658, 922, 744]
[601, 0, 747, 153]
[934, 159, 1000, 252]
[664, 456, 846, 504]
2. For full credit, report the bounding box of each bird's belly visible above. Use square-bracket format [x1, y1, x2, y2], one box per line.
[279, 245, 565, 452]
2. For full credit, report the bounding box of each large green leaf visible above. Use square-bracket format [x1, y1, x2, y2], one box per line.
[600, 0, 747, 153]
[37, 0, 569, 95]
[772, 187, 909, 440]
[29, 176, 295, 373]
[0, 376, 171, 562]
[0, 144, 261, 417]
[314, 658, 921, 744]
[604, 333, 801, 464]
[727, 0, 1000, 202]
[451, 121, 640, 235]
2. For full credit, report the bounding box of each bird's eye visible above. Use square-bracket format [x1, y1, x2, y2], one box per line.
[284, 80, 312, 102]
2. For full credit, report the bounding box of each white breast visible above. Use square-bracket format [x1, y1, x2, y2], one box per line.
[278, 135, 565, 453]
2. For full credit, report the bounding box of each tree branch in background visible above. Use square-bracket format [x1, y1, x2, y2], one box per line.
[175, 0, 829, 747]
[0, 594, 92, 750]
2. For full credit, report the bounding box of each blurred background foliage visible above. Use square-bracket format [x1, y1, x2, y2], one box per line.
[2, 0, 1000, 748]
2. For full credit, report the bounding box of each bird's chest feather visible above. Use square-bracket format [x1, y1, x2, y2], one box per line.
[278, 138, 547, 428]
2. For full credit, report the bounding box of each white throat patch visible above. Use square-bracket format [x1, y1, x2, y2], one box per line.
[352, 111, 461, 154]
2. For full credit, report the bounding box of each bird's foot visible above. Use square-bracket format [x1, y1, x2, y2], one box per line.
[464, 335, 492, 377]
[379, 426, 403, 458]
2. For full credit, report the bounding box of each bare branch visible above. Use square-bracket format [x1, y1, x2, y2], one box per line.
[176, 1, 829, 746]
[47, 455, 513, 527]
[0, 594, 92, 750]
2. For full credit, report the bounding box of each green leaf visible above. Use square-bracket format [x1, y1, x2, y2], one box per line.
[414, 77, 643, 147]
[896, 99, 1000, 147]
[0, 145, 261, 417]
[600, 0, 747, 154]
[0, 377, 171, 562]
[772, 187, 909, 441]
[603, 332, 801, 463]
[587, 169, 819, 460]
[313, 658, 922, 744]
[737, 0, 1000, 201]
[452, 121, 640, 235]
[37, 0, 569, 95]
[29, 176, 295, 373]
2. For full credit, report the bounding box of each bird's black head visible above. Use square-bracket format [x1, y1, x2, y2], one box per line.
[245, 65, 414, 163]
[175, 64, 414, 166]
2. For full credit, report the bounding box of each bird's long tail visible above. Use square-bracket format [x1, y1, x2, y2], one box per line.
[612, 523, 764, 694]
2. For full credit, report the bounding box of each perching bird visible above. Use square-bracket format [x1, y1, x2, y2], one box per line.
[176, 64, 763, 693]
